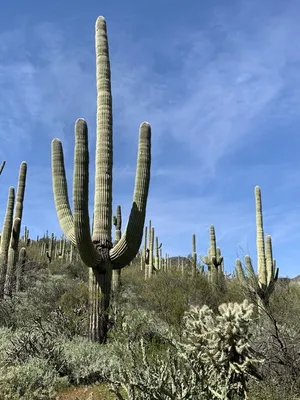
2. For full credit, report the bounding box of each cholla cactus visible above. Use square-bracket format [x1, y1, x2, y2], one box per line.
[108, 300, 261, 399]
[51, 16, 151, 342]
[235, 186, 279, 314]
[181, 300, 260, 399]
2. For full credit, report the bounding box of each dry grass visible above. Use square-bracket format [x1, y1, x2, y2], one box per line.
[56, 384, 117, 400]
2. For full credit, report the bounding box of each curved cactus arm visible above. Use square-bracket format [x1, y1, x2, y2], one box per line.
[110, 122, 151, 266]
[245, 255, 259, 291]
[51, 138, 76, 245]
[73, 118, 103, 269]
[265, 234, 273, 285]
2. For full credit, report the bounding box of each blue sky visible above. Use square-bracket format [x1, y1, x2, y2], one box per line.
[0, 0, 299, 277]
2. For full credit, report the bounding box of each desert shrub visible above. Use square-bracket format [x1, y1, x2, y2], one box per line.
[0, 357, 68, 400]
[0, 274, 89, 337]
[49, 260, 89, 282]
[62, 336, 116, 385]
[248, 282, 300, 398]
[3, 320, 69, 376]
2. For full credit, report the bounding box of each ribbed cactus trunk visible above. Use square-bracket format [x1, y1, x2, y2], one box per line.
[51, 16, 151, 343]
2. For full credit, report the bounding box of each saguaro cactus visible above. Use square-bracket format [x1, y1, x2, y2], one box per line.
[235, 186, 279, 314]
[3, 161, 27, 298]
[192, 233, 197, 275]
[51, 16, 151, 342]
[16, 247, 27, 293]
[201, 225, 223, 285]
[0, 187, 15, 297]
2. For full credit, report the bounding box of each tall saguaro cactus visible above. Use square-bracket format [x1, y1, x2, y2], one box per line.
[235, 186, 279, 314]
[51, 16, 151, 342]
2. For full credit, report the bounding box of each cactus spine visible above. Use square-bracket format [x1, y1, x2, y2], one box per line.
[51, 16, 151, 342]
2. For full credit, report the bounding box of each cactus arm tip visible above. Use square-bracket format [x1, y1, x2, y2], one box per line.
[109, 122, 151, 266]
[73, 118, 104, 270]
[51, 134, 76, 245]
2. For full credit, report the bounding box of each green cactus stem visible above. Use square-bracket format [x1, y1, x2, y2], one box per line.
[141, 225, 147, 271]
[3, 161, 27, 298]
[0, 187, 15, 297]
[235, 186, 279, 314]
[15, 247, 27, 293]
[51, 16, 151, 342]
[201, 225, 223, 285]
[192, 233, 197, 275]
[112, 205, 122, 292]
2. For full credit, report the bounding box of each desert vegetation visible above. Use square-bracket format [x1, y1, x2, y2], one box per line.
[0, 14, 299, 400]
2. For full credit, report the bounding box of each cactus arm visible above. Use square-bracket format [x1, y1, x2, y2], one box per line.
[14, 162, 27, 221]
[235, 259, 246, 285]
[265, 234, 273, 285]
[244, 255, 259, 291]
[92, 16, 113, 243]
[51, 138, 76, 245]
[73, 118, 104, 269]
[109, 122, 151, 266]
